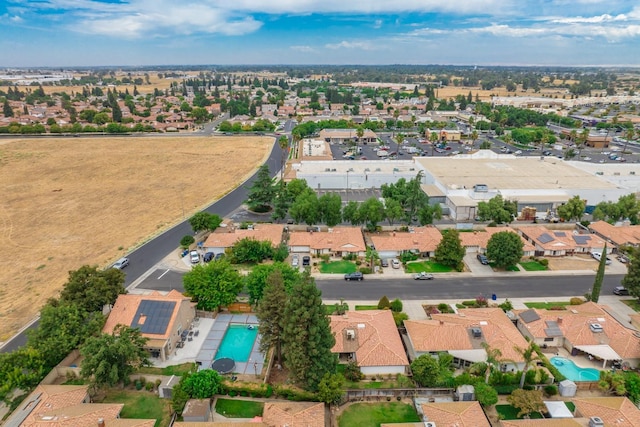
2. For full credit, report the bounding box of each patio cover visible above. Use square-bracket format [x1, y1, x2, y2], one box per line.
[574, 344, 621, 362]
[448, 349, 487, 363]
[544, 401, 574, 418]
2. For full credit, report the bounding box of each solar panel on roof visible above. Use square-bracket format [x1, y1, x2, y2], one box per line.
[544, 320, 563, 337]
[132, 300, 177, 335]
[554, 232, 567, 237]
[520, 309, 541, 323]
[573, 235, 591, 244]
[538, 233, 555, 244]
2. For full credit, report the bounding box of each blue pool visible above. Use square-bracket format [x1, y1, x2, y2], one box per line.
[214, 324, 258, 362]
[551, 357, 600, 382]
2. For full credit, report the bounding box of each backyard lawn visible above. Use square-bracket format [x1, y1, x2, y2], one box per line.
[215, 398, 264, 418]
[355, 305, 379, 311]
[102, 390, 171, 427]
[137, 362, 196, 376]
[524, 301, 571, 309]
[490, 262, 520, 272]
[338, 402, 420, 427]
[319, 260, 357, 274]
[495, 404, 544, 420]
[404, 261, 453, 273]
[519, 261, 548, 271]
[622, 299, 640, 312]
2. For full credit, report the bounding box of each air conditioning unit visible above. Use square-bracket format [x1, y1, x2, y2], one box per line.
[589, 323, 604, 333]
[425, 422, 437, 427]
[471, 327, 482, 338]
[346, 329, 356, 340]
[588, 416, 604, 427]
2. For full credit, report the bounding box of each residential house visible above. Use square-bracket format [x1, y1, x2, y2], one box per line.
[458, 227, 535, 256]
[370, 227, 443, 259]
[262, 401, 325, 427]
[330, 310, 409, 376]
[501, 418, 586, 426]
[103, 290, 196, 361]
[288, 227, 366, 257]
[514, 302, 640, 369]
[405, 308, 529, 371]
[573, 397, 640, 427]
[417, 401, 491, 427]
[3, 384, 155, 427]
[588, 220, 640, 250]
[203, 224, 284, 256]
[517, 226, 606, 257]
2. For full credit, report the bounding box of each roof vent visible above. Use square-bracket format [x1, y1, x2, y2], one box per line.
[589, 323, 604, 333]
[357, 323, 366, 329]
[346, 329, 356, 340]
[589, 416, 604, 427]
[425, 422, 437, 427]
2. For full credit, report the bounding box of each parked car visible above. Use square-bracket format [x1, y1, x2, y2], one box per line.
[112, 257, 129, 269]
[617, 255, 629, 263]
[591, 252, 612, 265]
[381, 258, 389, 268]
[292, 254, 299, 267]
[214, 252, 225, 261]
[189, 250, 200, 264]
[344, 272, 364, 281]
[391, 259, 401, 269]
[613, 286, 630, 296]
[414, 272, 434, 280]
[302, 256, 311, 267]
[203, 252, 214, 263]
[477, 254, 489, 265]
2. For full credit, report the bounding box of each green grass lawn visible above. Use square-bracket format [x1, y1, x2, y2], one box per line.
[215, 398, 264, 418]
[524, 301, 571, 309]
[319, 260, 357, 274]
[622, 299, 640, 312]
[519, 261, 548, 271]
[355, 305, 379, 310]
[338, 402, 420, 427]
[495, 404, 544, 420]
[565, 402, 575, 412]
[137, 362, 196, 376]
[404, 261, 453, 273]
[489, 262, 520, 272]
[102, 390, 171, 427]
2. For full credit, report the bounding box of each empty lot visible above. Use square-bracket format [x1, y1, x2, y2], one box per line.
[0, 135, 272, 341]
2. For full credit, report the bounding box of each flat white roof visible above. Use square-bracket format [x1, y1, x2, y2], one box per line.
[296, 159, 420, 174]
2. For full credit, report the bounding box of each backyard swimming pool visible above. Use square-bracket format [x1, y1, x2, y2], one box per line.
[551, 356, 600, 382]
[214, 324, 258, 362]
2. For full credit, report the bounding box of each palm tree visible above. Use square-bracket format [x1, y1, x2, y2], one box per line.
[482, 343, 504, 384]
[624, 128, 635, 155]
[471, 130, 478, 146]
[514, 341, 541, 389]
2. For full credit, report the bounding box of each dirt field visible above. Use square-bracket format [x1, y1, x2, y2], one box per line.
[546, 255, 598, 271]
[0, 135, 273, 341]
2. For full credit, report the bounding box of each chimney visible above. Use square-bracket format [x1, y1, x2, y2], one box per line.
[439, 320, 444, 325]
[557, 317, 563, 324]
[98, 419, 105, 427]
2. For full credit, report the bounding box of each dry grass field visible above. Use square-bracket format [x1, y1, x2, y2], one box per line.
[0, 135, 273, 341]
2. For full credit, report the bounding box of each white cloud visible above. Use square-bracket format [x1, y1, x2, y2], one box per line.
[325, 40, 376, 50]
[290, 45, 315, 52]
[550, 13, 628, 24]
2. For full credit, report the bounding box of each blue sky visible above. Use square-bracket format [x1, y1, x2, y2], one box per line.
[1, 0, 639, 67]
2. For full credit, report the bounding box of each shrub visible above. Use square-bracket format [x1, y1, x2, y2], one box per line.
[378, 296, 390, 309]
[344, 362, 364, 382]
[139, 377, 146, 386]
[359, 266, 372, 274]
[390, 299, 403, 312]
[392, 312, 409, 327]
[499, 299, 513, 312]
[320, 254, 330, 263]
[229, 391, 237, 397]
[265, 385, 273, 398]
[539, 258, 549, 267]
[155, 379, 162, 389]
[400, 252, 419, 262]
[475, 295, 488, 307]
[437, 303, 450, 312]
[145, 382, 154, 391]
[580, 220, 591, 228]
[180, 235, 195, 249]
[494, 384, 519, 395]
[570, 297, 584, 305]
[488, 222, 497, 227]
[544, 385, 558, 396]
[355, 260, 362, 266]
[462, 300, 476, 307]
[135, 380, 143, 390]
[549, 306, 566, 311]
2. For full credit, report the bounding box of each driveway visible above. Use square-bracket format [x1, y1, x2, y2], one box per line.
[464, 253, 493, 276]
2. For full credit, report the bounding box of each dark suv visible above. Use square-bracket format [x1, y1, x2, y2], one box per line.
[344, 272, 364, 281]
[302, 256, 311, 267]
[477, 254, 489, 265]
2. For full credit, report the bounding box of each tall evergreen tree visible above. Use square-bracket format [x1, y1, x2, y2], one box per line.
[282, 272, 337, 391]
[3, 99, 13, 117]
[623, 247, 640, 298]
[591, 244, 607, 303]
[256, 270, 287, 366]
[245, 164, 274, 212]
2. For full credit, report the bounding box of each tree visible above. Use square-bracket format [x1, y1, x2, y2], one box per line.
[435, 229, 465, 271]
[317, 372, 344, 404]
[599, 370, 627, 396]
[0, 348, 46, 402]
[359, 197, 385, 231]
[181, 369, 223, 398]
[477, 194, 516, 224]
[591, 244, 607, 303]
[27, 301, 104, 369]
[622, 247, 640, 299]
[475, 382, 499, 407]
[183, 260, 243, 311]
[481, 343, 503, 384]
[557, 195, 586, 222]
[289, 188, 320, 225]
[278, 136, 289, 181]
[245, 262, 300, 304]
[59, 265, 126, 313]
[3, 99, 13, 117]
[188, 212, 222, 233]
[180, 235, 195, 249]
[282, 273, 337, 391]
[384, 198, 403, 225]
[80, 325, 150, 388]
[318, 193, 343, 227]
[256, 270, 288, 366]
[411, 353, 454, 387]
[487, 231, 524, 269]
[342, 201, 362, 225]
[230, 238, 273, 264]
[507, 389, 546, 418]
[513, 341, 541, 389]
[245, 164, 274, 212]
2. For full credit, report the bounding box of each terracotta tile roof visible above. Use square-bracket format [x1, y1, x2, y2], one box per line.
[370, 227, 442, 253]
[262, 401, 325, 427]
[289, 227, 366, 253]
[420, 401, 490, 427]
[30, 403, 124, 427]
[103, 290, 191, 340]
[405, 308, 529, 363]
[459, 227, 535, 252]
[589, 220, 640, 246]
[574, 397, 640, 427]
[100, 420, 156, 427]
[330, 310, 409, 368]
[517, 226, 605, 252]
[514, 302, 640, 359]
[501, 419, 587, 427]
[204, 224, 284, 249]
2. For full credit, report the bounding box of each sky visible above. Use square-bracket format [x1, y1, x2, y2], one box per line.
[1, 0, 639, 67]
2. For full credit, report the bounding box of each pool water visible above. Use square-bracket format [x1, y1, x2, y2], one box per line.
[551, 356, 600, 382]
[215, 324, 258, 362]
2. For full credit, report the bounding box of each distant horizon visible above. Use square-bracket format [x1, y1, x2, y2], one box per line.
[1, 1, 639, 67]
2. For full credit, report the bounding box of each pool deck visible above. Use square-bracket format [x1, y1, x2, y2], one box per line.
[151, 314, 265, 376]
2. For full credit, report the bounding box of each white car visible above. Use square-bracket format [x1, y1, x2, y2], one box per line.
[391, 259, 401, 269]
[112, 257, 129, 269]
[189, 250, 200, 264]
[591, 252, 611, 265]
[292, 254, 299, 267]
